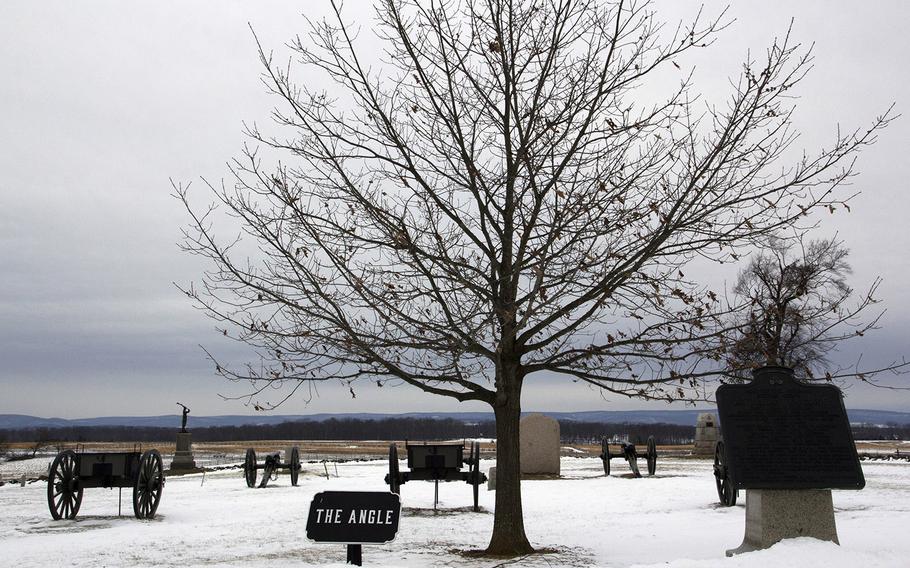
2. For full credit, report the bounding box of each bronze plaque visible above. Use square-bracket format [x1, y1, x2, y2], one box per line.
[716, 366, 865, 490]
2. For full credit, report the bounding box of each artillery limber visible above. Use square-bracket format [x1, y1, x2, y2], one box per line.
[599, 436, 657, 478]
[46, 448, 164, 520]
[243, 446, 302, 488]
[385, 441, 486, 511]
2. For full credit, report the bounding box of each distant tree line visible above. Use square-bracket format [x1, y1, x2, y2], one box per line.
[560, 422, 697, 445]
[851, 423, 910, 441]
[0, 417, 693, 445]
[1, 418, 905, 446]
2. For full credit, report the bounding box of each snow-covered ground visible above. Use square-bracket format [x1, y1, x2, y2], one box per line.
[1, 456, 907, 567]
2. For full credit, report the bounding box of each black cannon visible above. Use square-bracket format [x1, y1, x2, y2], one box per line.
[599, 436, 657, 477]
[243, 446, 302, 488]
[46, 448, 164, 520]
[713, 440, 738, 506]
[385, 441, 486, 512]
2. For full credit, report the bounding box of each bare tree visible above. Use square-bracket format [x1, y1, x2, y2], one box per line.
[723, 236, 907, 384]
[177, 0, 891, 555]
[30, 428, 51, 458]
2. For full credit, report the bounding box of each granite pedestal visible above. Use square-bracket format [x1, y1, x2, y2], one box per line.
[170, 431, 197, 470]
[727, 489, 839, 556]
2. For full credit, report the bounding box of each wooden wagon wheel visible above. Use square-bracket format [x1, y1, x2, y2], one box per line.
[133, 450, 164, 519]
[600, 437, 611, 476]
[470, 441, 481, 512]
[713, 441, 737, 507]
[386, 444, 401, 494]
[646, 436, 657, 476]
[290, 446, 300, 487]
[47, 450, 83, 520]
[244, 448, 257, 488]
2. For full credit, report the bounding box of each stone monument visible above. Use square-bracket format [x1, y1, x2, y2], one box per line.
[487, 466, 497, 491]
[170, 402, 197, 470]
[693, 412, 719, 455]
[716, 366, 864, 556]
[519, 414, 560, 475]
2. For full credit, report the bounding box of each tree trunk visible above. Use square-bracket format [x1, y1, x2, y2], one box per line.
[486, 395, 534, 555]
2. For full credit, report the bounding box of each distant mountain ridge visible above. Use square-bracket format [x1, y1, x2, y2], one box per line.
[2, 408, 909, 430]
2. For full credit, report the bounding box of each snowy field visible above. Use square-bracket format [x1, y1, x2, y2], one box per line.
[1, 456, 908, 567]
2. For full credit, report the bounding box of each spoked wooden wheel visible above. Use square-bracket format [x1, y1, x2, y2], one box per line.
[47, 450, 83, 520]
[244, 448, 257, 488]
[646, 436, 657, 476]
[133, 450, 164, 519]
[290, 446, 300, 487]
[600, 437, 611, 476]
[714, 441, 737, 507]
[470, 442, 481, 512]
[386, 444, 401, 494]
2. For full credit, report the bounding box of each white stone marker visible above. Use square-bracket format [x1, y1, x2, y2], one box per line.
[519, 414, 560, 475]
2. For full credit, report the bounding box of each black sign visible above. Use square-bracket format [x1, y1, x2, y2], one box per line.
[306, 491, 401, 545]
[716, 366, 864, 490]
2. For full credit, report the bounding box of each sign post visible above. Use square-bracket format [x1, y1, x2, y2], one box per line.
[306, 491, 401, 566]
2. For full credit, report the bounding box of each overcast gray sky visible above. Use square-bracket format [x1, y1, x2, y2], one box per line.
[1, 1, 908, 418]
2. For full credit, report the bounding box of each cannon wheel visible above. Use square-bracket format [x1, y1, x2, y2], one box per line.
[244, 448, 257, 488]
[470, 441, 481, 512]
[387, 444, 401, 494]
[290, 446, 300, 486]
[714, 441, 737, 507]
[47, 450, 83, 520]
[133, 450, 164, 519]
[646, 436, 657, 476]
[600, 437, 610, 476]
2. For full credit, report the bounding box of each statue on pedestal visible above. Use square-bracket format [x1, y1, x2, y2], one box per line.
[171, 402, 197, 470]
[177, 402, 190, 433]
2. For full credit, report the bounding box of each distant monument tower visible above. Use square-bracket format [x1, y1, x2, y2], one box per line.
[170, 402, 197, 470]
[693, 412, 719, 455]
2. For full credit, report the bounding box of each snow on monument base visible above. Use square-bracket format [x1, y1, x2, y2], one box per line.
[727, 489, 839, 556]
